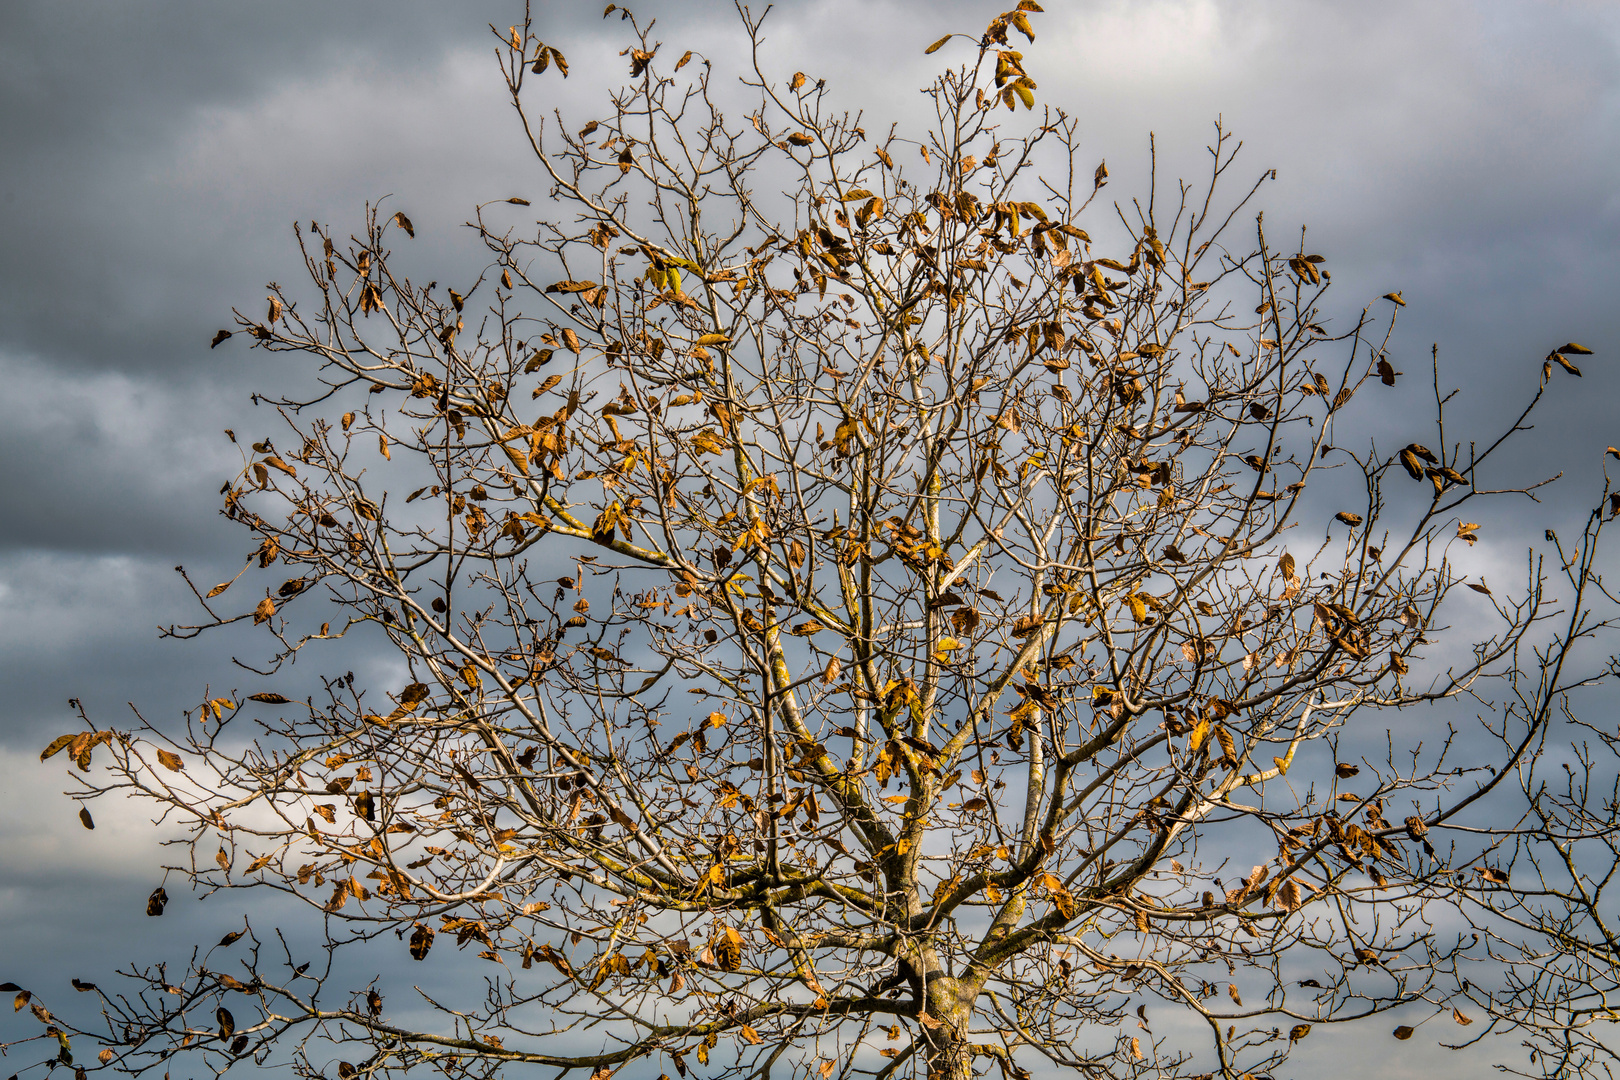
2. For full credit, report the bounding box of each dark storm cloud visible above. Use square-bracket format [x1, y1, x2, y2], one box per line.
[0, 0, 734, 377]
[0, 359, 239, 555]
[0, 2, 469, 371]
[0, 0, 774, 747]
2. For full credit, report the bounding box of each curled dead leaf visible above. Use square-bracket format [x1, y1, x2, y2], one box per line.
[1550, 351, 1582, 377]
[1399, 449, 1423, 480]
[41, 734, 77, 762]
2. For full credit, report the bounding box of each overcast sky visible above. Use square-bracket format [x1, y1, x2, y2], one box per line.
[2, 2, 1618, 1078]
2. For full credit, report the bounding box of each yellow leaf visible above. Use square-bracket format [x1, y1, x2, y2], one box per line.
[1126, 593, 1147, 623]
[40, 734, 76, 762]
[935, 636, 961, 652]
[1189, 718, 1209, 752]
[924, 35, 951, 54]
[696, 333, 731, 346]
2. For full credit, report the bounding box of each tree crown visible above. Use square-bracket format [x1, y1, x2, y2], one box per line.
[15, 6, 1620, 1080]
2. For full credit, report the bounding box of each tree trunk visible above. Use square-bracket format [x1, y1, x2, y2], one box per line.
[924, 1035, 973, 1080]
[922, 975, 976, 1080]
